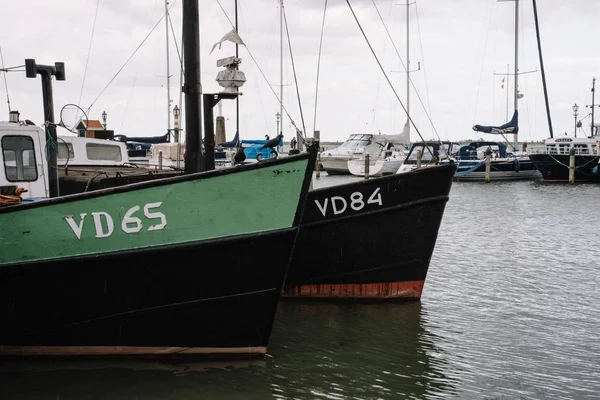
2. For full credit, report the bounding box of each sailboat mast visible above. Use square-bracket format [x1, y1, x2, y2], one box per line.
[506, 63, 509, 121]
[235, 0, 239, 138]
[532, 0, 554, 138]
[280, 0, 284, 138]
[513, 0, 519, 151]
[165, 0, 171, 133]
[182, 0, 204, 173]
[591, 77, 596, 137]
[406, 0, 410, 122]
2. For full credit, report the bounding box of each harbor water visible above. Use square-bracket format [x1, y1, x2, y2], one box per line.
[1, 175, 599, 399]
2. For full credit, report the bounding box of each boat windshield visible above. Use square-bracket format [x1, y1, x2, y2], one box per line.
[339, 134, 372, 148]
[437, 143, 454, 158]
[406, 145, 437, 163]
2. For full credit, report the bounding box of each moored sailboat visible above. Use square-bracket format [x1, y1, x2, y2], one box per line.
[449, 0, 541, 182]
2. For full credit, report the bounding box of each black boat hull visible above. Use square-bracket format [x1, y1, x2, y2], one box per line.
[0, 228, 297, 358]
[529, 153, 600, 182]
[284, 165, 456, 300]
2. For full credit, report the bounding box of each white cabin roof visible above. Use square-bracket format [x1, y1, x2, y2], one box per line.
[58, 136, 129, 166]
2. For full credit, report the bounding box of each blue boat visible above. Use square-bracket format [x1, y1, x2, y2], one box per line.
[447, 112, 541, 181]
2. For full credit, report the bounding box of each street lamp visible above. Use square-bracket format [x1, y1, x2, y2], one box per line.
[101, 110, 107, 130]
[572, 103, 579, 137]
[173, 105, 180, 143]
[275, 112, 281, 139]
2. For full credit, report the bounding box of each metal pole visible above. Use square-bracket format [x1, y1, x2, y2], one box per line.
[165, 0, 171, 134]
[506, 63, 509, 121]
[573, 105, 578, 137]
[513, 0, 519, 152]
[25, 59, 65, 198]
[591, 77, 596, 137]
[280, 0, 284, 139]
[235, 0, 239, 139]
[182, 0, 204, 173]
[406, 0, 410, 122]
[203, 94, 216, 171]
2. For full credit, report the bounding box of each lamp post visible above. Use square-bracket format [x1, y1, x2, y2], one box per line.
[102, 110, 107, 130]
[276, 112, 281, 140]
[572, 103, 579, 137]
[173, 105, 180, 143]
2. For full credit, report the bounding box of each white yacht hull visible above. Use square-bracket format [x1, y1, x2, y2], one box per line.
[348, 158, 404, 177]
[321, 156, 354, 175]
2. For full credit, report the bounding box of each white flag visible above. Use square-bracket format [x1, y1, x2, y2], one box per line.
[210, 30, 245, 55]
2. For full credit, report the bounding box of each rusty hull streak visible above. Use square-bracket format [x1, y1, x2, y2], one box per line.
[282, 281, 425, 300]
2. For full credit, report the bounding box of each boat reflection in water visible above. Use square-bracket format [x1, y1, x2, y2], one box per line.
[0, 358, 272, 399]
[267, 302, 458, 399]
[0, 303, 458, 399]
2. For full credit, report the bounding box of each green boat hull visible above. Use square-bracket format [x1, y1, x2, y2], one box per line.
[0, 154, 314, 358]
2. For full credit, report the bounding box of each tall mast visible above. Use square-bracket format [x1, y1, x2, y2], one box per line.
[165, 0, 171, 133]
[406, 0, 410, 128]
[235, 0, 239, 138]
[532, 0, 554, 138]
[182, 0, 204, 173]
[513, 0, 519, 151]
[506, 63, 509, 121]
[280, 0, 284, 138]
[591, 77, 596, 137]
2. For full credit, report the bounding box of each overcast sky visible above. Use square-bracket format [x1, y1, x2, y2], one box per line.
[1, 0, 599, 143]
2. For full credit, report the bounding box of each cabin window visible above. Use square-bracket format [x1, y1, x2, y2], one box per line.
[339, 134, 372, 148]
[406, 146, 436, 163]
[58, 142, 75, 159]
[573, 144, 589, 155]
[558, 144, 570, 155]
[546, 144, 557, 154]
[86, 143, 122, 161]
[2, 135, 38, 182]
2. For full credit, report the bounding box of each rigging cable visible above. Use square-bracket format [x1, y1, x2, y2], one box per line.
[472, 0, 495, 126]
[370, 0, 438, 142]
[0, 46, 11, 112]
[312, 0, 328, 136]
[370, 0, 393, 132]
[413, 3, 434, 138]
[121, 0, 160, 132]
[214, 0, 306, 138]
[167, 10, 184, 128]
[85, 2, 174, 116]
[282, 3, 306, 137]
[79, 0, 101, 107]
[347, 0, 428, 146]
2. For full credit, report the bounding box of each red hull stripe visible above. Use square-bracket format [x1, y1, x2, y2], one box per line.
[282, 281, 425, 299]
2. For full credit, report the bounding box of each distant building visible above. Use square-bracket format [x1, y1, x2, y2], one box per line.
[76, 119, 114, 139]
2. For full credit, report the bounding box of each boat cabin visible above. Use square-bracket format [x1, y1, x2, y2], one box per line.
[58, 135, 129, 166]
[542, 137, 599, 156]
[0, 121, 49, 200]
[403, 141, 460, 165]
[456, 141, 508, 160]
[339, 134, 373, 149]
